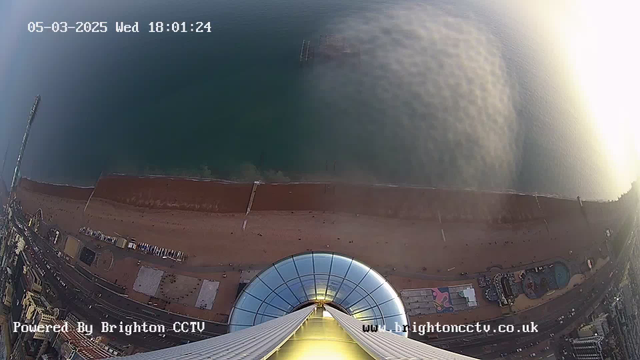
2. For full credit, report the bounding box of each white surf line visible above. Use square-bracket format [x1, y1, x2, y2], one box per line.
[441, 229, 447, 242]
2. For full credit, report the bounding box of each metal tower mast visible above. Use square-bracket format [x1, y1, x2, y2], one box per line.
[10, 95, 40, 195]
[1, 142, 8, 176]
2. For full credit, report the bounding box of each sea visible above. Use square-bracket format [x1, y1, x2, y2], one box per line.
[0, 0, 638, 200]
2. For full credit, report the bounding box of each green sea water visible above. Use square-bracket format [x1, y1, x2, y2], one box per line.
[0, 0, 637, 199]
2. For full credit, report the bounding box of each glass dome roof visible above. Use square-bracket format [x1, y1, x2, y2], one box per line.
[229, 252, 408, 336]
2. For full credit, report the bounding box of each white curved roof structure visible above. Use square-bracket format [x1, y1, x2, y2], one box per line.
[230, 252, 408, 336]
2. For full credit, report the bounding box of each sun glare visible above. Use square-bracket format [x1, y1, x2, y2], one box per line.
[566, 0, 640, 185]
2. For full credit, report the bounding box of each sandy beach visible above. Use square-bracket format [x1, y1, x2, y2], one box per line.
[13, 176, 636, 324]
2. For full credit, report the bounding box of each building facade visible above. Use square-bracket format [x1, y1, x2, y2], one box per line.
[570, 335, 605, 360]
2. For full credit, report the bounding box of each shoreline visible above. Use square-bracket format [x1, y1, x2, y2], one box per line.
[20, 173, 633, 203]
[16, 175, 638, 227]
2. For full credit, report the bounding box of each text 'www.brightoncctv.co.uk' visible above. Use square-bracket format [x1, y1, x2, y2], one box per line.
[363, 322, 539, 336]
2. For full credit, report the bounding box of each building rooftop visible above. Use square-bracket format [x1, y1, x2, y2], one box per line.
[50, 320, 113, 359]
[31, 296, 46, 308]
